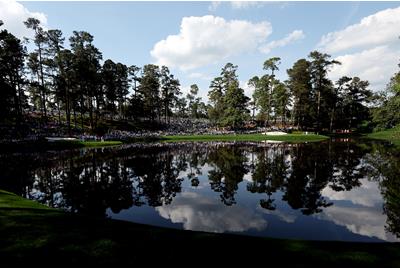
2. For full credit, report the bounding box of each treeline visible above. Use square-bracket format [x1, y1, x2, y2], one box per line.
[0, 18, 207, 135]
[207, 53, 375, 132]
[1, 17, 399, 135]
[371, 62, 400, 130]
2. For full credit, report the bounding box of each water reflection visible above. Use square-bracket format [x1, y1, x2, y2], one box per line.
[156, 191, 267, 233]
[0, 140, 399, 242]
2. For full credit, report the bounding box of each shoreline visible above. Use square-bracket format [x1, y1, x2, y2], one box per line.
[0, 133, 329, 152]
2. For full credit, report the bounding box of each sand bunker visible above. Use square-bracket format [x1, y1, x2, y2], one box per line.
[262, 131, 288, 135]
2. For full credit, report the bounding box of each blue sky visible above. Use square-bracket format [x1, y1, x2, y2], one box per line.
[2, 1, 400, 101]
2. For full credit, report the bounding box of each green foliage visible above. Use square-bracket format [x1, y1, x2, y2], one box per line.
[287, 59, 315, 128]
[0, 25, 26, 124]
[208, 63, 249, 128]
[372, 72, 400, 130]
[366, 125, 400, 144]
[138, 64, 161, 121]
[0, 17, 398, 138]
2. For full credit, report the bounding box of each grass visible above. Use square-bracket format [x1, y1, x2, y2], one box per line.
[1, 190, 400, 267]
[73, 140, 123, 148]
[365, 126, 400, 144]
[161, 133, 329, 143]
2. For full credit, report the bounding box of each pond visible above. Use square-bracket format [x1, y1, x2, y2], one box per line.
[1, 139, 399, 242]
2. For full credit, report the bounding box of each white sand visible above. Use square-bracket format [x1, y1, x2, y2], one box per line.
[262, 131, 288, 135]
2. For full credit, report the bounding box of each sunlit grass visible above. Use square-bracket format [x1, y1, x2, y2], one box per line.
[366, 126, 400, 144]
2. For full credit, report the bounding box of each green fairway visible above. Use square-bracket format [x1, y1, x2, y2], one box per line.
[1, 190, 399, 267]
[161, 133, 329, 142]
[78, 140, 123, 147]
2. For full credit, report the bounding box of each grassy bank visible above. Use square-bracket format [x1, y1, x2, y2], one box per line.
[366, 126, 400, 144]
[1, 190, 399, 267]
[161, 133, 329, 143]
[72, 140, 123, 148]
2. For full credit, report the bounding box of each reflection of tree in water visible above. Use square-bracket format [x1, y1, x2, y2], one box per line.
[59, 153, 135, 216]
[0, 153, 45, 197]
[207, 146, 249, 206]
[247, 146, 288, 210]
[328, 140, 367, 192]
[245, 141, 367, 215]
[363, 142, 400, 238]
[0, 140, 383, 219]
[116, 147, 184, 207]
[186, 150, 207, 188]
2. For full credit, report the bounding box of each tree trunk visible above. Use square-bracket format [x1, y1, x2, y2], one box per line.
[73, 107, 77, 129]
[316, 90, 321, 134]
[38, 42, 47, 118]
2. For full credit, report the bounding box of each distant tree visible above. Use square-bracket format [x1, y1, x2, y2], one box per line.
[139, 64, 160, 122]
[372, 63, 400, 130]
[45, 29, 68, 126]
[0, 21, 26, 124]
[115, 62, 129, 118]
[332, 77, 372, 130]
[102, 59, 118, 117]
[220, 64, 249, 129]
[287, 59, 314, 129]
[187, 84, 206, 119]
[58, 49, 77, 130]
[308, 51, 340, 132]
[69, 31, 102, 130]
[263, 57, 281, 76]
[208, 63, 249, 129]
[127, 65, 143, 120]
[208, 76, 225, 126]
[128, 65, 141, 97]
[24, 17, 48, 118]
[160, 66, 180, 122]
[175, 96, 187, 118]
[249, 75, 268, 124]
[272, 81, 291, 124]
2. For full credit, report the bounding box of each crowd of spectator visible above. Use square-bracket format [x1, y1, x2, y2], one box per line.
[1, 116, 295, 143]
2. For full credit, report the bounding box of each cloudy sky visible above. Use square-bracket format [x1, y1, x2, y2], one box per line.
[1, 0, 400, 101]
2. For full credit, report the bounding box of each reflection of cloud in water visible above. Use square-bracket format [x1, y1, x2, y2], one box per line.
[322, 178, 382, 207]
[156, 192, 267, 233]
[259, 207, 297, 223]
[320, 205, 398, 242]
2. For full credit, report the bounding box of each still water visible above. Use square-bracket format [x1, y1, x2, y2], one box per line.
[1, 139, 399, 242]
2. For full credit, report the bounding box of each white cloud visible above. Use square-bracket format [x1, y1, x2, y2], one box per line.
[240, 80, 254, 99]
[318, 6, 400, 54]
[150, 15, 272, 70]
[319, 173, 398, 241]
[180, 84, 209, 102]
[187, 72, 212, 81]
[259, 30, 305, 54]
[318, 6, 400, 92]
[0, 0, 47, 39]
[329, 45, 400, 91]
[259, 207, 298, 223]
[322, 178, 383, 207]
[230, 1, 265, 9]
[156, 191, 267, 233]
[320, 205, 398, 242]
